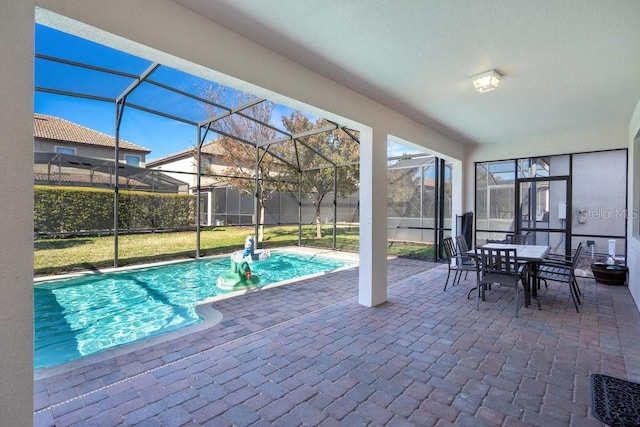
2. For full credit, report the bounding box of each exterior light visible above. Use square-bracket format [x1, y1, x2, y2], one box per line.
[471, 70, 502, 93]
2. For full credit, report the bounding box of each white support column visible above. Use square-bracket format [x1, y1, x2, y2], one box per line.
[0, 1, 34, 425]
[359, 127, 388, 306]
[451, 159, 464, 236]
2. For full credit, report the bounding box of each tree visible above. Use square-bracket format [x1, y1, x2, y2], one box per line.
[281, 111, 359, 238]
[199, 87, 292, 241]
[388, 166, 421, 217]
[198, 86, 359, 240]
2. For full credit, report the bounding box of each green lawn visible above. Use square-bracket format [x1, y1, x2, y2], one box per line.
[34, 224, 435, 276]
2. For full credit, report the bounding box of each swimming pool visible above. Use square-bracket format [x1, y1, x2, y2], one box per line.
[34, 250, 355, 369]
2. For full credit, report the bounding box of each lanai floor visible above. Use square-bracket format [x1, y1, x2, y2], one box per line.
[34, 254, 640, 426]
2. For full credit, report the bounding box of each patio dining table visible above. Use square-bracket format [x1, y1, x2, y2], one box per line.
[472, 243, 551, 307]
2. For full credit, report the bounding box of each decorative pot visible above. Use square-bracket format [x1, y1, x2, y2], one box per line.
[591, 263, 628, 286]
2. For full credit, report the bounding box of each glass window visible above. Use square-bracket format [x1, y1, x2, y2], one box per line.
[535, 184, 550, 221]
[489, 187, 515, 219]
[55, 146, 76, 155]
[475, 161, 516, 234]
[125, 155, 140, 166]
[487, 161, 515, 184]
[199, 157, 211, 173]
[518, 157, 550, 178]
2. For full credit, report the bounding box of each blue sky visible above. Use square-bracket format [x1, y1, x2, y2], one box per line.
[35, 24, 419, 161]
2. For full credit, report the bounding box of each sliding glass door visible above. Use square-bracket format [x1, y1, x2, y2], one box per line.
[515, 176, 571, 255]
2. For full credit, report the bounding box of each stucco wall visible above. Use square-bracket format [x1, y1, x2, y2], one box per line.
[572, 150, 627, 252]
[0, 2, 35, 425]
[627, 99, 640, 310]
[34, 138, 146, 163]
[150, 157, 198, 187]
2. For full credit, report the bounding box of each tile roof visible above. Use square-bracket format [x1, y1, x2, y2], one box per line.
[34, 114, 151, 153]
[146, 139, 224, 167]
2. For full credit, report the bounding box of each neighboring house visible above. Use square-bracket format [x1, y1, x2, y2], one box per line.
[148, 140, 360, 227]
[34, 113, 150, 165]
[33, 114, 186, 192]
[146, 140, 226, 187]
[147, 140, 228, 225]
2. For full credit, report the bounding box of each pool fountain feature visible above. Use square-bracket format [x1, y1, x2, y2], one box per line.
[231, 235, 271, 262]
[217, 236, 271, 290]
[216, 259, 260, 291]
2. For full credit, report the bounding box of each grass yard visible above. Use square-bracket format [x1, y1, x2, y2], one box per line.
[34, 224, 435, 276]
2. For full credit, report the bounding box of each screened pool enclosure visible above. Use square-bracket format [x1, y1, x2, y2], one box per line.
[475, 151, 628, 262]
[35, 24, 452, 270]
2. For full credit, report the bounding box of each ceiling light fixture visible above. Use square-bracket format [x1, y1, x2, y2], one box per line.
[471, 70, 502, 93]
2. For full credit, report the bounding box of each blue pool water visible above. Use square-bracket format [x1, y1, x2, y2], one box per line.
[34, 251, 354, 369]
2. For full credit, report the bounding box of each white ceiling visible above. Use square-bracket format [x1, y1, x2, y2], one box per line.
[174, 0, 640, 146]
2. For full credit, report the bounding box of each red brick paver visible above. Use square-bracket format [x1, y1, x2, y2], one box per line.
[34, 255, 640, 426]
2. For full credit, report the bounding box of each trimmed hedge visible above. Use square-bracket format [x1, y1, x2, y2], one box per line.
[34, 186, 196, 234]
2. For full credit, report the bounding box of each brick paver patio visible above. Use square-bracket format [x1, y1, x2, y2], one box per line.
[34, 254, 640, 426]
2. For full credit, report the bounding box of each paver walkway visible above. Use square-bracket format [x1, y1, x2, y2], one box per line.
[34, 255, 640, 426]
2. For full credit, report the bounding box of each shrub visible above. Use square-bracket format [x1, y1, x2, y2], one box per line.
[34, 186, 196, 234]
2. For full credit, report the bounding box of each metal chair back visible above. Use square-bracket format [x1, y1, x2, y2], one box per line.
[475, 246, 522, 317]
[442, 237, 476, 291]
[534, 242, 585, 312]
[505, 234, 531, 245]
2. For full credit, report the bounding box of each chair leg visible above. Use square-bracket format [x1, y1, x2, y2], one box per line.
[568, 280, 580, 313]
[476, 281, 483, 310]
[573, 277, 583, 297]
[514, 280, 519, 318]
[444, 269, 452, 291]
[521, 278, 541, 310]
[571, 278, 582, 306]
[453, 270, 462, 287]
[467, 287, 476, 299]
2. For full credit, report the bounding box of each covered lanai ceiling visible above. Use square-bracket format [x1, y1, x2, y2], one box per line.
[173, 0, 640, 146]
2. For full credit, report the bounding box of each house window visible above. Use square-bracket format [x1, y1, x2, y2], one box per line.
[125, 155, 140, 166]
[200, 157, 212, 173]
[55, 146, 76, 155]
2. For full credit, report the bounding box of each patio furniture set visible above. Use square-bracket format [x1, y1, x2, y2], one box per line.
[442, 235, 587, 317]
[444, 234, 640, 423]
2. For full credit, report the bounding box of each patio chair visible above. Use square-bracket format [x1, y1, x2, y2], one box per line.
[455, 235, 471, 255]
[443, 237, 476, 291]
[505, 233, 531, 244]
[456, 235, 482, 299]
[531, 242, 584, 312]
[474, 246, 540, 317]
